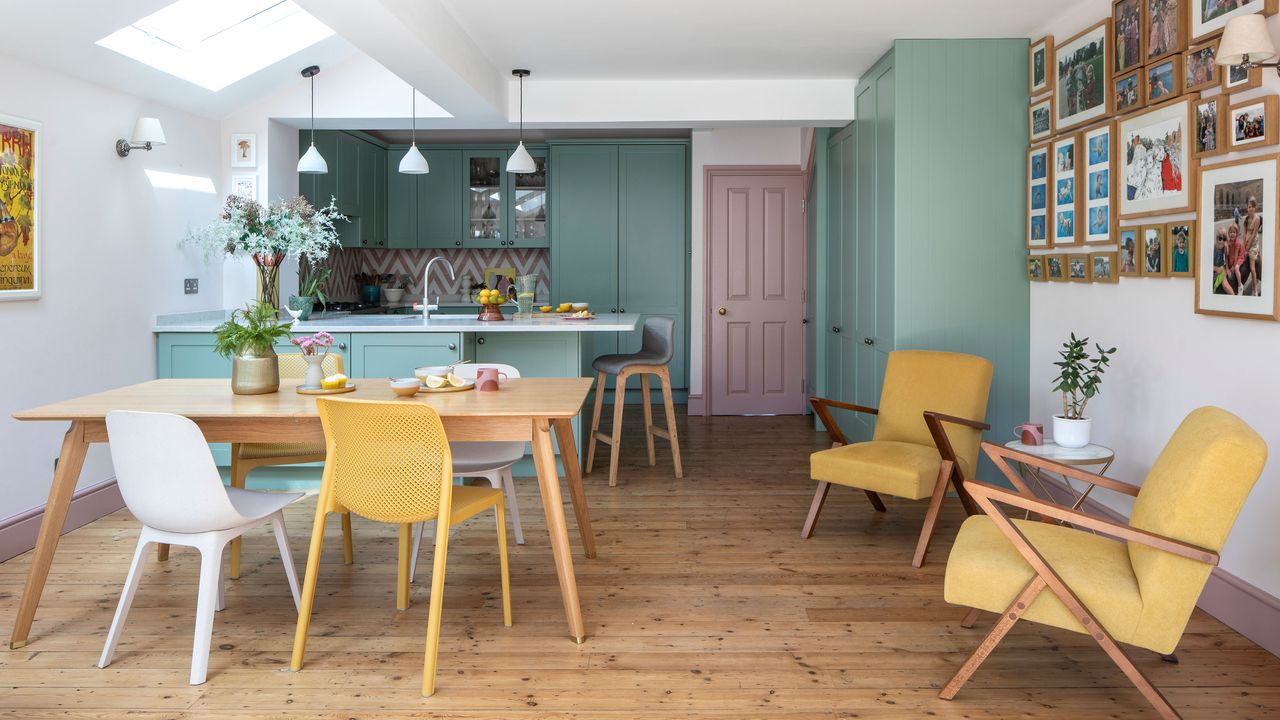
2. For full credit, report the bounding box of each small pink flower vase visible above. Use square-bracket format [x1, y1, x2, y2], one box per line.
[303, 352, 326, 388]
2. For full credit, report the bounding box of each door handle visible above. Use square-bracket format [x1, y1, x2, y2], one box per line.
[718, 307, 726, 315]
[801, 318, 808, 324]
[832, 326, 840, 333]
[864, 337, 874, 345]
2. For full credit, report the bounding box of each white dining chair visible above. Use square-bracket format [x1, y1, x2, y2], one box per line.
[410, 362, 525, 582]
[99, 410, 303, 685]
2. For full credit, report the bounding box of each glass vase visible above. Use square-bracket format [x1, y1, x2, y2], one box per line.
[253, 252, 285, 309]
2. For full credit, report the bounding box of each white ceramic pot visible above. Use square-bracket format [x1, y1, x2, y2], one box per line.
[303, 353, 327, 389]
[1052, 415, 1092, 448]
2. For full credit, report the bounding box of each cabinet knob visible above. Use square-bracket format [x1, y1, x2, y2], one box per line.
[619, 307, 625, 313]
[611, 308, 617, 313]
[455, 240, 462, 247]
[338, 342, 347, 350]
[717, 307, 726, 316]
[832, 326, 840, 333]
[378, 241, 384, 246]
[864, 337, 874, 345]
[477, 337, 486, 345]
[448, 343, 457, 351]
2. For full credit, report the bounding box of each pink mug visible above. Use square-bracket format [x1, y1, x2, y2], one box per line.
[1014, 423, 1044, 446]
[475, 367, 508, 392]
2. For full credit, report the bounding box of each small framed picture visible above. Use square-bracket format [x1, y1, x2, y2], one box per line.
[1166, 221, 1195, 277]
[1222, 62, 1263, 93]
[1196, 153, 1279, 320]
[1115, 69, 1146, 115]
[230, 174, 257, 201]
[1145, 0, 1187, 62]
[1028, 144, 1052, 249]
[1030, 96, 1054, 143]
[1046, 253, 1068, 281]
[1068, 253, 1091, 282]
[1052, 133, 1081, 246]
[1141, 224, 1168, 276]
[1114, 0, 1146, 74]
[1119, 227, 1142, 275]
[1194, 95, 1228, 158]
[1145, 55, 1184, 104]
[1184, 39, 1220, 92]
[1056, 19, 1114, 131]
[1027, 255, 1048, 281]
[230, 133, 256, 167]
[1090, 251, 1121, 283]
[1030, 35, 1055, 96]
[1082, 121, 1117, 245]
[1192, 0, 1278, 42]
[1228, 96, 1279, 150]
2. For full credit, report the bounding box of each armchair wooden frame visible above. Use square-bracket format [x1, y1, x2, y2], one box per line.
[804, 397, 989, 567]
[940, 441, 1219, 720]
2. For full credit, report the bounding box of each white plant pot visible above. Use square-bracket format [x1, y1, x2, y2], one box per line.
[1053, 415, 1092, 449]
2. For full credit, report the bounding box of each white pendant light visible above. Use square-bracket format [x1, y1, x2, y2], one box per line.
[297, 65, 328, 174]
[399, 87, 430, 174]
[507, 69, 536, 174]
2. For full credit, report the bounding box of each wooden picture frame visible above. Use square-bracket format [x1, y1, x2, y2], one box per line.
[1196, 153, 1279, 320]
[1144, 54, 1184, 103]
[1027, 255, 1048, 281]
[1046, 253, 1068, 281]
[1228, 95, 1279, 150]
[1140, 223, 1168, 276]
[1184, 38, 1220, 92]
[1115, 68, 1146, 115]
[1192, 0, 1279, 42]
[1114, 0, 1146, 73]
[1166, 221, 1195, 277]
[1056, 19, 1114, 131]
[1194, 94, 1229, 158]
[1067, 253, 1091, 282]
[1028, 143, 1053, 249]
[1119, 94, 1199, 219]
[230, 133, 256, 168]
[1052, 133, 1082, 246]
[1090, 251, 1121, 282]
[1082, 120, 1117, 245]
[1031, 35, 1056, 96]
[1030, 96, 1055, 143]
[1119, 226, 1142, 275]
[1222, 62, 1263, 93]
[0, 113, 40, 301]
[1144, 0, 1187, 62]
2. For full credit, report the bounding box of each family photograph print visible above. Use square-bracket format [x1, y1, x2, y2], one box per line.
[1057, 20, 1112, 129]
[1120, 98, 1195, 217]
[1197, 154, 1279, 320]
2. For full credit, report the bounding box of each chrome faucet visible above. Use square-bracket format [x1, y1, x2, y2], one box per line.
[422, 256, 456, 321]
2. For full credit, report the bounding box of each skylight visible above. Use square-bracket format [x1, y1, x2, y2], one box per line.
[96, 0, 334, 91]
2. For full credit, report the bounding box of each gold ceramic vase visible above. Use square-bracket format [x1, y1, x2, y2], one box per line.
[231, 350, 280, 395]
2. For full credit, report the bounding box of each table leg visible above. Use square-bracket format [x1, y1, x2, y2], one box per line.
[553, 418, 596, 559]
[10, 422, 90, 649]
[532, 418, 586, 643]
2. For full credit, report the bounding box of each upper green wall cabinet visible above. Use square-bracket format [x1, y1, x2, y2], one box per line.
[386, 148, 464, 249]
[299, 131, 386, 249]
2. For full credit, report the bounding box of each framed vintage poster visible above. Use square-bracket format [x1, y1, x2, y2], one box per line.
[0, 114, 40, 301]
[1115, 69, 1146, 114]
[1056, 19, 1113, 131]
[1114, 0, 1145, 73]
[231, 174, 258, 201]
[1228, 95, 1279, 150]
[1119, 226, 1142, 275]
[1028, 144, 1052, 249]
[230, 133, 256, 167]
[1184, 39, 1220, 92]
[1090, 250, 1121, 282]
[1068, 253, 1091, 282]
[1194, 94, 1228, 157]
[1031, 35, 1055, 96]
[1119, 95, 1197, 218]
[1192, 0, 1279, 42]
[1052, 133, 1081, 246]
[1030, 96, 1055, 143]
[1046, 253, 1068, 281]
[1027, 255, 1048, 281]
[1082, 121, 1117, 244]
[1145, 54, 1184, 103]
[1141, 224, 1168, 275]
[1196, 153, 1279, 320]
[1145, 0, 1187, 62]
[1166, 221, 1195, 276]
[1222, 62, 1263, 92]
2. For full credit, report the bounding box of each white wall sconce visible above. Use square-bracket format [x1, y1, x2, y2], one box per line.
[1218, 14, 1280, 75]
[116, 117, 166, 157]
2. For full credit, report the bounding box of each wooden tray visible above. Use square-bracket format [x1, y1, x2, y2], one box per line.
[296, 384, 357, 395]
[419, 379, 476, 393]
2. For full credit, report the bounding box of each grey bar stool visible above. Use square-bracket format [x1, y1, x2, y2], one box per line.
[586, 316, 684, 486]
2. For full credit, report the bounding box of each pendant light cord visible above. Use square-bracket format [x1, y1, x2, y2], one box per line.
[411, 89, 417, 145]
[518, 72, 524, 141]
[309, 73, 316, 144]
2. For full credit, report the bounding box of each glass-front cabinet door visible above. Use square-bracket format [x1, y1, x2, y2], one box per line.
[510, 148, 550, 248]
[463, 150, 506, 249]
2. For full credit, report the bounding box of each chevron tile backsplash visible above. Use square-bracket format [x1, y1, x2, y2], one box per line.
[310, 248, 551, 302]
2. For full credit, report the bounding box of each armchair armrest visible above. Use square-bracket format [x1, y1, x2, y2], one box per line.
[809, 396, 878, 447]
[922, 411, 991, 432]
[982, 441, 1140, 498]
[963, 478, 1219, 566]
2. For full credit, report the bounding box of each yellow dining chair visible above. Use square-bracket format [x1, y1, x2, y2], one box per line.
[805, 350, 993, 567]
[291, 397, 512, 697]
[941, 407, 1266, 720]
[226, 353, 353, 579]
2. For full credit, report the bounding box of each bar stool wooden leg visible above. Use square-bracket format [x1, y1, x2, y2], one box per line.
[640, 374, 656, 466]
[585, 371, 607, 475]
[607, 371, 628, 487]
[659, 366, 683, 479]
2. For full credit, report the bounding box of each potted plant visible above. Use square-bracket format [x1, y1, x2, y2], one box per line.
[186, 195, 346, 309]
[354, 272, 382, 305]
[213, 302, 294, 395]
[289, 267, 330, 321]
[1050, 333, 1116, 448]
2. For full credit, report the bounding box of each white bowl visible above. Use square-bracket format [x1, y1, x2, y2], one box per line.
[571, 302, 589, 311]
[384, 288, 405, 303]
[415, 365, 453, 380]
[390, 378, 420, 396]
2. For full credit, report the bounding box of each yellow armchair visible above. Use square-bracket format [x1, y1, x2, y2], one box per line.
[940, 407, 1267, 720]
[805, 350, 993, 567]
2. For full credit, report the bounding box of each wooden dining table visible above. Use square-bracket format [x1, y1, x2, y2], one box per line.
[8, 377, 597, 648]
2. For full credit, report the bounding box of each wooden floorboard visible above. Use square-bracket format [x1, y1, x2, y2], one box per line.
[2, 411, 1278, 718]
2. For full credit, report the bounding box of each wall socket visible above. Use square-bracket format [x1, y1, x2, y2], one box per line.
[184, 278, 199, 294]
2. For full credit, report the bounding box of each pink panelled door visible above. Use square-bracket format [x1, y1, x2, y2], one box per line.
[708, 171, 806, 415]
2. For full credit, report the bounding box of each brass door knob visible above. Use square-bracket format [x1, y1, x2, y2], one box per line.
[718, 307, 726, 315]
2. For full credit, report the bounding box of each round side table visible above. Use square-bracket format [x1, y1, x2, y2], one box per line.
[1004, 440, 1115, 517]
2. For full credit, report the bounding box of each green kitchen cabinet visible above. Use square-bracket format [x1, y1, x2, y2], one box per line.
[298, 131, 339, 212]
[510, 148, 550, 249]
[360, 140, 386, 248]
[472, 331, 580, 378]
[386, 154, 418, 248]
[336, 133, 361, 220]
[463, 149, 508, 249]
[418, 149, 464, 249]
[348, 333, 462, 379]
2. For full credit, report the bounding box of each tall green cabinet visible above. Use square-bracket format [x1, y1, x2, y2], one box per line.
[818, 39, 1030, 468]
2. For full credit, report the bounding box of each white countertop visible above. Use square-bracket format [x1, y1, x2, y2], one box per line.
[154, 309, 640, 333]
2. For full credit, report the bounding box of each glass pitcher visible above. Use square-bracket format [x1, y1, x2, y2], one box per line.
[515, 274, 539, 318]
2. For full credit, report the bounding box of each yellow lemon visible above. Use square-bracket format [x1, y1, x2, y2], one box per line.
[424, 375, 447, 388]
[558, 303, 572, 312]
[447, 373, 466, 387]
[539, 306, 553, 313]
[321, 373, 347, 390]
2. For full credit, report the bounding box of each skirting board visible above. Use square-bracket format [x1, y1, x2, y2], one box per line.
[1037, 474, 1280, 658]
[687, 394, 706, 416]
[0, 478, 123, 563]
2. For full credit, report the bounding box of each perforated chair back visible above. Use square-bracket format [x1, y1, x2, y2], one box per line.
[316, 398, 453, 525]
[278, 352, 344, 380]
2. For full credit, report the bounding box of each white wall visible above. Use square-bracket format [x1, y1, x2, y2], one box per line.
[1030, 2, 1280, 600]
[0, 55, 221, 520]
[689, 127, 806, 400]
